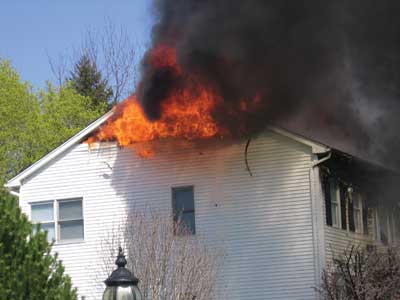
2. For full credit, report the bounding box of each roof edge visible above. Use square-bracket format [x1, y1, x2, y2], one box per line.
[267, 126, 330, 154]
[5, 110, 114, 189]
[5, 112, 332, 189]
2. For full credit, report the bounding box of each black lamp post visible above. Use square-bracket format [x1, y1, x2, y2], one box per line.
[102, 247, 142, 300]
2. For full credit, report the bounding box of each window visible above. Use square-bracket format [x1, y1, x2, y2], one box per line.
[393, 207, 400, 242]
[329, 179, 341, 228]
[31, 202, 55, 242]
[31, 198, 84, 242]
[58, 199, 84, 241]
[325, 178, 369, 235]
[372, 204, 400, 245]
[379, 210, 389, 245]
[353, 193, 363, 233]
[172, 186, 195, 235]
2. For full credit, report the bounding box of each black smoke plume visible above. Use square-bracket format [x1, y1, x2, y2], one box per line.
[138, 0, 400, 169]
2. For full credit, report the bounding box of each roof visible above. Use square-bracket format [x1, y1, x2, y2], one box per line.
[5, 110, 331, 189]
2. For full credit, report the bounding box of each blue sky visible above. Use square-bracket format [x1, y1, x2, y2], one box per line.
[0, 1, 153, 90]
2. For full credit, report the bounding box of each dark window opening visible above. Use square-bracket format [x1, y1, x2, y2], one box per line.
[172, 186, 195, 235]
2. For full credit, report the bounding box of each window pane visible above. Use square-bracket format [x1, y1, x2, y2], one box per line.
[355, 210, 361, 232]
[173, 187, 194, 212]
[59, 200, 83, 220]
[329, 180, 338, 204]
[177, 212, 196, 234]
[33, 223, 55, 242]
[42, 223, 55, 241]
[31, 203, 53, 222]
[379, 212, 389, 245]
[354, 194, 361, 209]
[331, 203, 338, 226]
[59, 220, 84, 240]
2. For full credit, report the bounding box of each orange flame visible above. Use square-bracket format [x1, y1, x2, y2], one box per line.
[92, 91, 221, 144]
[88, 45, 261, 157]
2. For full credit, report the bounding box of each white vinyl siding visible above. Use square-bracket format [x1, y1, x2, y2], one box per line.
[322, 187, 396, 267]
[19, 131, 317, 300]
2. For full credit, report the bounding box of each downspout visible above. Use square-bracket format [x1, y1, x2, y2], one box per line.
[9, 190, 20, 198]
[4, 185, 20, 198]
[311, 152, 332, 168]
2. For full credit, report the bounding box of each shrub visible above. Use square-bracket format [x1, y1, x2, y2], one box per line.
[319, 246, 400, 300]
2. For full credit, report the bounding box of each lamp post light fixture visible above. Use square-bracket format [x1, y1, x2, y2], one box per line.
[102, 247, 142, 300]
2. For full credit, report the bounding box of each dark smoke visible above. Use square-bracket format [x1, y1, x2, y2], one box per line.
[138, 0, 400, 169]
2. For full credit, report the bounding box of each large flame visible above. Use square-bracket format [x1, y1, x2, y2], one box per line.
[88, 46, 228, 156]
[88, 45, 260, 157]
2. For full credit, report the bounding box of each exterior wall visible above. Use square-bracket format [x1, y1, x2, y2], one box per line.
[320, 181, 392, 267]
[19, 131, 319, 300]
[323, 225, 374, 267]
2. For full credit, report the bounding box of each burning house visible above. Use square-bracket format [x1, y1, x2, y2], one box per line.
[5, 1, 400, 299]
[5, 107, 400, 300]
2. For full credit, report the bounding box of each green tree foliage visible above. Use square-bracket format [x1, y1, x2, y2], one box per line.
[0, 58, 106, 184]
[69, 54, 112, 112]
[0, 60, 43, 184]
[0, 191, 77, 300]
[0, 58, 102, 299]
[39, 83, 105, 152]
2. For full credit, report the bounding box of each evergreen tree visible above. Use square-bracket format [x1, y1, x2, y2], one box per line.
[0, 191, 77, 300]
[39, 82, 105, 152]
[69, 54, 112, 112]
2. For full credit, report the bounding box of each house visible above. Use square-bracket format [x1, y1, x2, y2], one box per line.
[5, 112, 400, 300]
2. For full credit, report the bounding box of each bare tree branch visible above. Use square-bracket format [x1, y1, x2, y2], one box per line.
[95, 208, 224, 300]
[48, 18, 143, 105]
[318, 246, 400, 300]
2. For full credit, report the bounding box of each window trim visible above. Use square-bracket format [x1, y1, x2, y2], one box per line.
[329, 179, 341, 229]
[30, 198, 85, 244]
[353, 192, 364, 234]
[57, 198, 85, 244]
[31, 201, 56, 241]
[172, 186, 196, 235]
[325, 179, 369, 236]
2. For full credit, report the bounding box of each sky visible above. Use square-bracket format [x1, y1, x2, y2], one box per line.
[0, 1, 154, 90]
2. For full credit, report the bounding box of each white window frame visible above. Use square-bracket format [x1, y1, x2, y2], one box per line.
[330, 179, 341, 228]
[372, 205, 400, 245]
[30, 198, 84, 244]
[353, 192, 364, 234]
[57, 198, 85, 243]
[31, 201, 56, 242]
[372, 208, 380, 242]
